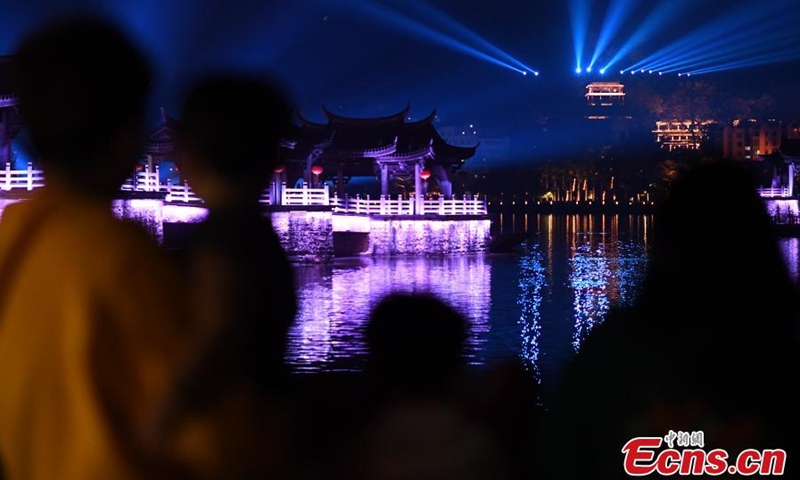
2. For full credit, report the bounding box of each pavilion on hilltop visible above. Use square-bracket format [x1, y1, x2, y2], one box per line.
[280, 104, 478, 199]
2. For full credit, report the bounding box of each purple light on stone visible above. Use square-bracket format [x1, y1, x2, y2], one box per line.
[368, 218, 491, 255]
[162, 204, 209, 223]
[111, 198, 165, 243]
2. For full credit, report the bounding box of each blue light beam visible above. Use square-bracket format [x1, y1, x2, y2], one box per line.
[686, 46, 800, 76]
[587, 0, 635, 71]
[626, 1, 791, 73]
[601, 0, 688, 73]
[640, 10, 799, 74]
[568, 0, 591, 72]
[332, 0, 527, 75]
[403, 0, 539, 74]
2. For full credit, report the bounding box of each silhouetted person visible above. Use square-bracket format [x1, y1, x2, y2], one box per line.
[0, 17, 193, 480]
[366, 292, 467, 399]
[343, 292, 509, 480]
[541, 161, 800, 479]
[466, 358, 541, 480]
[160, 75, 298, 480]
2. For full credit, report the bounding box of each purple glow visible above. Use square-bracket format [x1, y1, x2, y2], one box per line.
[764, 199, 799, 219]
[331, 214, 371, 233]
[369, 218, 491, 255]
[270, 210, 334, 262]
[286, 256, 492, 371]
[0, 198, 25, 221]
[779, 238, 799, 285]
[162, 204, 209, 223]
[111, 198, 164, 243]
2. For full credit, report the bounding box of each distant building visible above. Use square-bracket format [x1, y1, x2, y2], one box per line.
[653, 120, 713, 151]
[721, 119, 782, 161]
[582, 81, 632, 147]
[585, 81, 625, 108]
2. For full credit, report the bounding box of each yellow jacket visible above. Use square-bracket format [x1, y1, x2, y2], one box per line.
[0, 185, 193, 480]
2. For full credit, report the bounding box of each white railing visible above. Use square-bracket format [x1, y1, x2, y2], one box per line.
[331, 195, 415, 215]
[330, 194, 487, 216]
[420, 197, 487, 215]
[0, 166, 487, 216]
[164, 182, 203, 204]
[0, 163, 45, 191]
[281, 184, 329, 206]
[120, 173, 206, 204]
[758, 187, 791, 198]
[121, 171, 162, 192]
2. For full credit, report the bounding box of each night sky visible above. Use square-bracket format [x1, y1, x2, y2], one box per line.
[2, 0, 799, 162]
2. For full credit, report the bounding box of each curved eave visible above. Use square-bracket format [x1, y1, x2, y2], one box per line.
[322, 102, 411, 125]
[320, 140, 398, 159]
[432, 141, 478, 163]
[295, 109, 329, 128]
[381, 145, 434, 162]
[0, 94, 18, 108]
[405, 108, 437, 126]
[147, 108, 181, 142]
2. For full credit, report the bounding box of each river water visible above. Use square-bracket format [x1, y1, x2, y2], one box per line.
[286, 213, 800, 398]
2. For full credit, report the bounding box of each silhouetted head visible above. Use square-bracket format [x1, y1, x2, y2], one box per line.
[366, 292, 467, 393]
[13, 16, 152, 196]
[178, 75, 291, 209]
[648, 161, 789, 294]
[637, 161, 799, 345]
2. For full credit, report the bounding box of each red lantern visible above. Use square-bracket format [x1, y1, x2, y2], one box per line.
[274, 165, 285, 174]
[311, 165, 324, 175]
[419, 169, 431, 180]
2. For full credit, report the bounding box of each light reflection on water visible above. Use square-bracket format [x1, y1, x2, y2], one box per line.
[288, 213, 800, 394]
[517, 244, 544, 377]
[287, 256, 492, 373]
[779, 237, 800, 285]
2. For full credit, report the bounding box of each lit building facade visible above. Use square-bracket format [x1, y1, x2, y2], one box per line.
[653, 120, 713, 151]
[722, 119, 782, 161]
[585, 82, 625, 107]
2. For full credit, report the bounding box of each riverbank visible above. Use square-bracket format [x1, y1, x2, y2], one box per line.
[489, 203, 657, 215]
